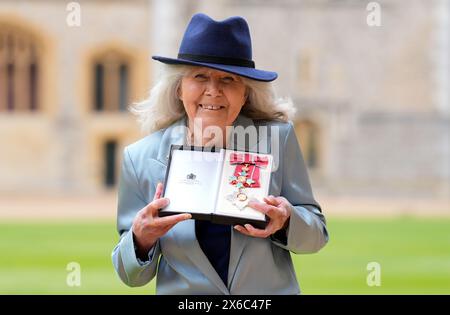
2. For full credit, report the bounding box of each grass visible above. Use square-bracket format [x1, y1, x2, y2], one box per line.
[0, 217, 449, 294]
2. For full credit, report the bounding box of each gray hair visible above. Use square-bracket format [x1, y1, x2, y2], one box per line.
[130, 64, 296, 134]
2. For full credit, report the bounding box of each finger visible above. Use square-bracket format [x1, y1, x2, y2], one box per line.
[145, 197, 170, 216]
[269, 195, 282, 205]
[154, 213, 191, 227]
[244, 223, 272, 238]
[161, 216, 190, 232]
[234, 225, 251, 236]
[153, 182, 164, 200]
[264, 195, 282, 207]
[247, 201, 279, 218]
[263, 196, 278, 206]
[275, 196, 290, 207]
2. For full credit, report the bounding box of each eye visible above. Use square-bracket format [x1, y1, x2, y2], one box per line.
[222, 76, 235, 83]
[194, 73, 208, 80]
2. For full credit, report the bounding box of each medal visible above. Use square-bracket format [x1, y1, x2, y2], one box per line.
[227, 153, 269, 211]
[237, 193, 247, 201]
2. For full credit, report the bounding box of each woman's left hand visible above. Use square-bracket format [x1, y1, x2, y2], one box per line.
[234, 195, 292, 238]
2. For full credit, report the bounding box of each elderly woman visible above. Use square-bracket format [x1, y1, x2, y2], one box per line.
[112, 13, 328, 295]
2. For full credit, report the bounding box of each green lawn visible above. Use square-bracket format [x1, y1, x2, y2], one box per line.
[0, 217, 449, 294]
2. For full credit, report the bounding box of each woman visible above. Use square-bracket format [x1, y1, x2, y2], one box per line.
[112, 13, 328, 295]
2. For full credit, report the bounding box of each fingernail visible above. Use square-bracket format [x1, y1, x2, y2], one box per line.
[162, 198, 170, 205]
[185, 213, 192, 219]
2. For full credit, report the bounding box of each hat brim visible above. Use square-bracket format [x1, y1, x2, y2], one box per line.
[152, 56, 278, 82]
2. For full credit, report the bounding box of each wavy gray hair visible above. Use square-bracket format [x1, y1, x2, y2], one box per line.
[130, 64, 296, 134]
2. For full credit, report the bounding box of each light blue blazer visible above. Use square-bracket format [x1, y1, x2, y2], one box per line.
[112, 114, 329, 295]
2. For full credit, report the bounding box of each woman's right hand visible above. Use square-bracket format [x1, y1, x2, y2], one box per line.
[132, 182, 191, 259]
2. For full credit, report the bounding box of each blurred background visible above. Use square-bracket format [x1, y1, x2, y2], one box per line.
[0, 0, 449, 294]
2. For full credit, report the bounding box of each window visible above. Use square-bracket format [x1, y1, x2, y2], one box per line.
[0, 24, 40, 112]
[104, 140, 117, 187]
[93, 51, 129, 112]
[119, 64, 128, 111]
[94, 63, 104, 111]
[294, 120, 320, 169]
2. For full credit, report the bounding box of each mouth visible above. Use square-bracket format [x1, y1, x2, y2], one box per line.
[199, 104, 226, 111]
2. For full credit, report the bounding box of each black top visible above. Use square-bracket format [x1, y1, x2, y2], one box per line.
[195, 220, 231, 286]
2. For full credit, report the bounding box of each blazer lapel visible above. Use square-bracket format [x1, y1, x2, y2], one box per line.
[156, 115, 188, 165]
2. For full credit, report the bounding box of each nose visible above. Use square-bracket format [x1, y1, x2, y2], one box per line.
[204, 79, 223, 97]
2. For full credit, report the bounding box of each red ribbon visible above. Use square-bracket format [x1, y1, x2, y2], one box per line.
[229, 153, 268, 188]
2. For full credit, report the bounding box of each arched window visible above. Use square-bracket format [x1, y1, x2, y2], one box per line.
[92, 50, 130, 112]
[0, 24, 40, 112]
[294, 120, 320, 169]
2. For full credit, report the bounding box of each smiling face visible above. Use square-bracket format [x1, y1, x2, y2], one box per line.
[178, 67, 248, 134]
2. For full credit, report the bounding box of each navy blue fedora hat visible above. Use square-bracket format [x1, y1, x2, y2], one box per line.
[152, 13, 278, 82]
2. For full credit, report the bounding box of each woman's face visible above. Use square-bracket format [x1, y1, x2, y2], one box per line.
[179, 67, 248, 129]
